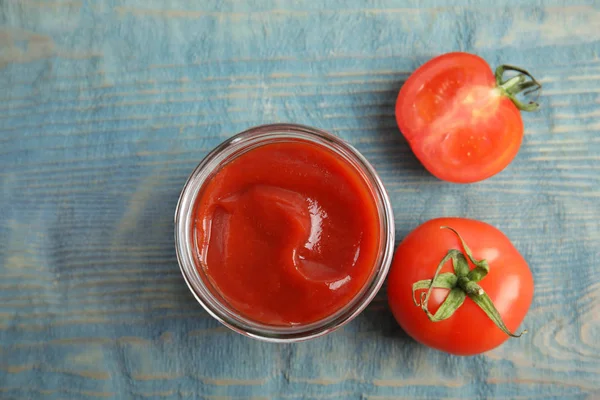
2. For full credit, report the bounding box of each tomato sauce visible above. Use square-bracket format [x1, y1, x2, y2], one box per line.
[193, 140, 381, 325]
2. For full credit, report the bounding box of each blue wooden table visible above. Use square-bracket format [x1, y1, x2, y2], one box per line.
[1, 1, 600, 399]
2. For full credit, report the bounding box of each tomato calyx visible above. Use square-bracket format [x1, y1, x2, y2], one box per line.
[412, 226, 527, 338]
[495, 64, 542, 112]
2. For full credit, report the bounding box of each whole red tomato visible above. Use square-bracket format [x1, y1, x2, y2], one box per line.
[395, 52, 541, 183]
[387, 217, 534, 355]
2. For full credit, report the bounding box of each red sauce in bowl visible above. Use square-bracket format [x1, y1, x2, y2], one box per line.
[193, 140, 381, 325]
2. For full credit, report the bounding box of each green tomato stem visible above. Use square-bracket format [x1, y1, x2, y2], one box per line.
[413, 226, 527, 338]
[495, 64, 542, 112]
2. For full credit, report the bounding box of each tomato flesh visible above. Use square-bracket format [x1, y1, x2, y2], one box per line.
[396, 53, 524, 183]
[387, 218, 534, 355]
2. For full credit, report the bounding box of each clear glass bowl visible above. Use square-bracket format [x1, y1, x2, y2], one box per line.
[174, 123, 395, 342]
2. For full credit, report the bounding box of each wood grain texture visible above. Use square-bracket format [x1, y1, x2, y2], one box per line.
[1, 0, 599, 399]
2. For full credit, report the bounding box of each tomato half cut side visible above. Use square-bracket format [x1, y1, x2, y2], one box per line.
[396, 52, 541, 183]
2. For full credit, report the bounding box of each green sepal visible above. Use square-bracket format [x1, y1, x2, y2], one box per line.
[452, 252, 470, 278]
[495, 64, 542, 112]
[468, 289, 527, 338]
[441, 226, 489, 282]
[422, 288, 466, 322]
[418, 249, 461, 314]
[412, 272, 457, 306]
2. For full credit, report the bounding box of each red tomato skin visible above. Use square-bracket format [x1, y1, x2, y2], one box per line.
[395, 52, 524, 183]
[387, 218, 534, 355]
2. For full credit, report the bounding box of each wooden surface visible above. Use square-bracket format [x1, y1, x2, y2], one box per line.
[1, 1, 600, 399]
